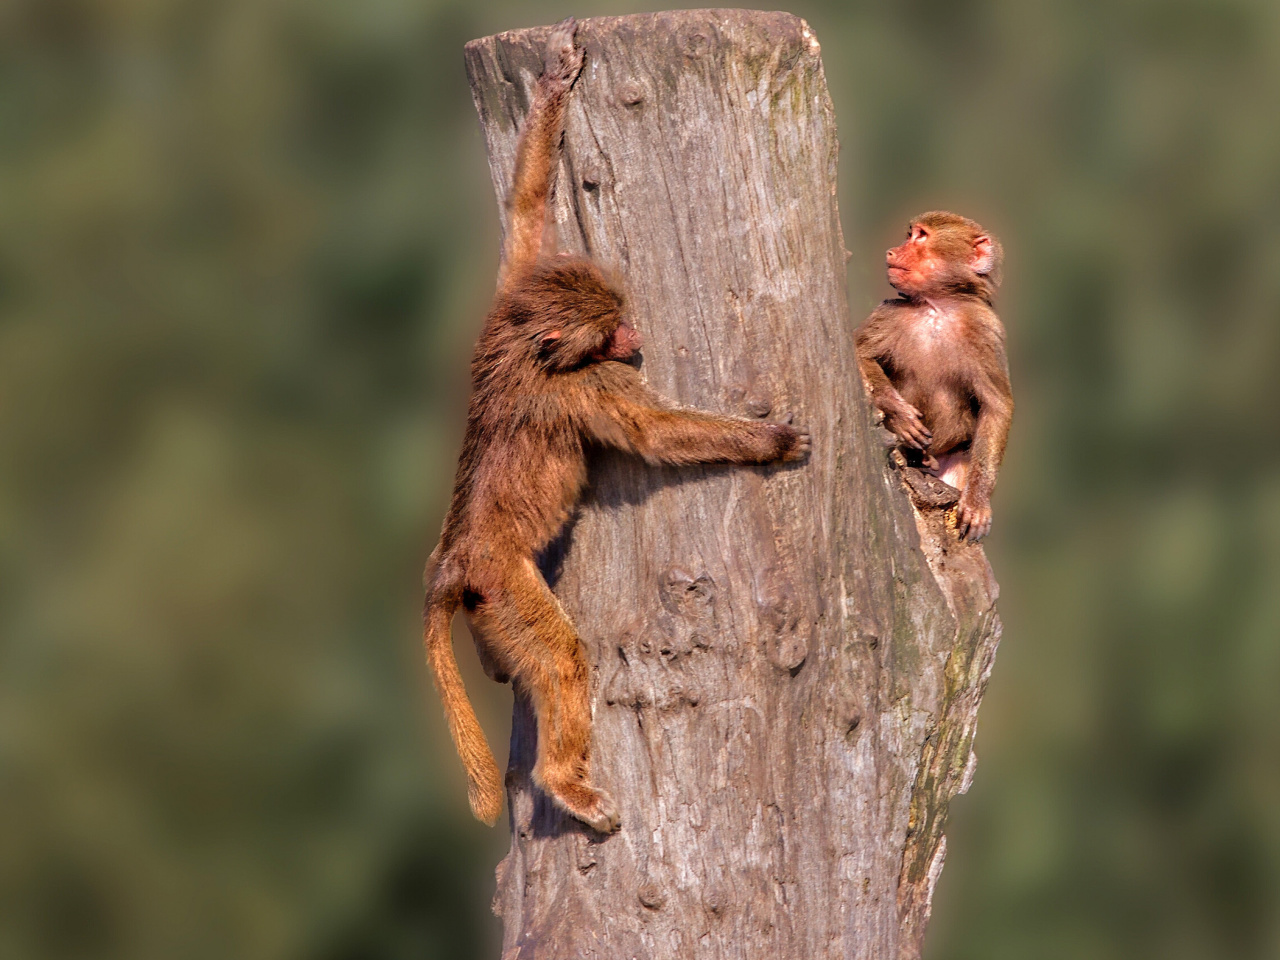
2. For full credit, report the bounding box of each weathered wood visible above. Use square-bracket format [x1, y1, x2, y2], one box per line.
[463, 11, 1001, 959]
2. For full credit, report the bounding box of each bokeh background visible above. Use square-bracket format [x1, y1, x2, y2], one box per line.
[3, 0, 1278, 957]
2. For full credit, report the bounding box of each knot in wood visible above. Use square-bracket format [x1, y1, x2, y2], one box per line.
[576, 836, 599, 874]
[759, 580, 809, 671]
[637, 882, 666, 910]
[702, 886, 728, 916]
[745, 395, 773, 418]
[684, 32, 709, 60]
[660, 567, 715, 618]
[619, 78, 645, 106]
[772, 634, 808, 673]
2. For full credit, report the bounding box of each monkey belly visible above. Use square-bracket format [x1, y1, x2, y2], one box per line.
[901, 384, 975, 456]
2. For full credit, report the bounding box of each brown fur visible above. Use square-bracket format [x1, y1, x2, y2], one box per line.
[855, 211, 1013, 541]
[423, 21, 811, 832]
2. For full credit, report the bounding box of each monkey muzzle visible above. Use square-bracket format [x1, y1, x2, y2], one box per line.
[600, 321, 643, 361]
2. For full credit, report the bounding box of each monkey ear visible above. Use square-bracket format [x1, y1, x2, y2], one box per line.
[971, 236, 996, 275]
[536, 328, 568, 366]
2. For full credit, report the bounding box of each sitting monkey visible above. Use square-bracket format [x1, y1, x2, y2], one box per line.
[423, 21, 810, 833]
[855, 212, 1013, 541]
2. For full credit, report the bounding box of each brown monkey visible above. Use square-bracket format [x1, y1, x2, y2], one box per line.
[423, 20, 810, 833]
[855, 212, 1013, 541]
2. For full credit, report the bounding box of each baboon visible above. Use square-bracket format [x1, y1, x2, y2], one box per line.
[855, 211, 1013, 540]
[423, 20, 811, 832]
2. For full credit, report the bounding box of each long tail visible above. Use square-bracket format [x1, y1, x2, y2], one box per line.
[423, 590, 503, 825]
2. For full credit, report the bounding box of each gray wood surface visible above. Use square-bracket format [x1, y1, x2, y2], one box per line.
[464, 10, 1001, 959]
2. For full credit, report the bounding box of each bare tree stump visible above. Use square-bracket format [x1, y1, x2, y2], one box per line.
[463, 10, 1001, 959]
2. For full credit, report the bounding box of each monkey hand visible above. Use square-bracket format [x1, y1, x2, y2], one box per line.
[543, 18, 585, 88]
[879, 395, 932, 450]
[954, 492, 992, 542]
[768, 415, 812, 462]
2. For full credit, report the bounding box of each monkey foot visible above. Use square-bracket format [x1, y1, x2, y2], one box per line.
[553, 782, 621, 834]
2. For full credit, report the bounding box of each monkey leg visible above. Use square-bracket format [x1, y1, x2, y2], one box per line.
[471, 559, 620, 833]
[464, 606, 512, 684]
[931, 449, 971, 491]
[474, 642, 511, 684]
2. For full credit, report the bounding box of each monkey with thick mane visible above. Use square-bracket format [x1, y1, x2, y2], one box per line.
[855, 212, 1014, 541]
[423, 21, 810, 833]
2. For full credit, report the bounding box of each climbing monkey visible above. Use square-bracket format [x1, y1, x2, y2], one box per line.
[423, 20, 811, 832]
[855, 212, 1013, 541]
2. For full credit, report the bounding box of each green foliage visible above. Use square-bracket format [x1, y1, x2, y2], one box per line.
[1, 1, 1277, 958]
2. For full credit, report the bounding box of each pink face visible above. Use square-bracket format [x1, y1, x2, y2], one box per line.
[886, 220, 996, 297]
[885, 222, 939, 296]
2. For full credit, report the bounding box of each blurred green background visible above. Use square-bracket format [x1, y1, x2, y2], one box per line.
[2, 1, 1278, 958]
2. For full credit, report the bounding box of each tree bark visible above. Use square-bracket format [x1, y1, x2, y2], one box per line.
[463, 11, 1001, 959]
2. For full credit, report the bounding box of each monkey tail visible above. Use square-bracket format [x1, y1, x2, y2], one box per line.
[423, 588, 504, 826]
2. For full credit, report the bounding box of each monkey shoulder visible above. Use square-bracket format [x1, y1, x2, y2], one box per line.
[865, 297, 913, 321]
[855, 299, 909, 350]
[956, 302, 1007, 351]
[962, 299, 1004, 330]
[949, 303, 1012, 393]
[574, 359, 645, 394]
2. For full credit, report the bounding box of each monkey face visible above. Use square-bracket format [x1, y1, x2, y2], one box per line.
[886, 213, 1002, 299]
[885, 222, 940, 296]
[515, 256, 637, 370]
[537, 317, 641, 369]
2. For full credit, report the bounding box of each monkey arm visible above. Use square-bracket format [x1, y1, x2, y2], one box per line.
[963, 380, 1012, 502]
[853, 317, 897, 399]
[955, 369, 1013, 540]
[580, 367, 809, 465]
[854, 319, 932, 450]
[499, 21, 584, 285]
[605, 406, 805, 466]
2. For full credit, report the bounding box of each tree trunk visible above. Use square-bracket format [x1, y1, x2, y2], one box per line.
[463, 11, 1001, 959]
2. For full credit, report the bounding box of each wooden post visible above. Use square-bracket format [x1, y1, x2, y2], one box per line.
[463, 11, 1001, 959]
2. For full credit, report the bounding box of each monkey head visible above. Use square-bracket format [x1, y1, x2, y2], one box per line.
[511, 257, 643, 370]
[885, 211, 1002, 302]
